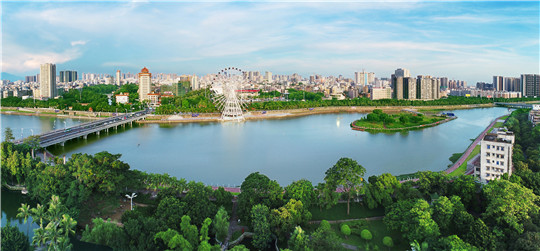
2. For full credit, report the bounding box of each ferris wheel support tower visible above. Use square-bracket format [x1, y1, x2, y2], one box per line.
[212, 67, 248, 121]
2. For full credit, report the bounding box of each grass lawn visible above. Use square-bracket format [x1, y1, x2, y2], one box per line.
[448, 145, 480, 176]
[309, 203, 385, 221]
[500, 115, 509, 120]
[331, 219, 409, 250]
[354, 113, 446, 130]
[493, 121, 504, 128]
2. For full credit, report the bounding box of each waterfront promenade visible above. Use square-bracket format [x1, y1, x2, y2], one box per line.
[444, 114, 508, 174]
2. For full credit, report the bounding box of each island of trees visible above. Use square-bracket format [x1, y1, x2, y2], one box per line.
[1, 108, 540, 251]
[351, 109, 454, 132]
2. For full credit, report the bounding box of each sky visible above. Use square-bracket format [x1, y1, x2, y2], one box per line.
[1, 1, 539, 84]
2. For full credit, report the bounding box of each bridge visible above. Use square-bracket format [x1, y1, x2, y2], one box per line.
[494, 102, 533, 109]
[14, 110, 150, 148]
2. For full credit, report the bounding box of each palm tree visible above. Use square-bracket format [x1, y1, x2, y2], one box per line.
[31, 203, 46, 228]
[44, 221, 63, 251]
[60, 214, 77, 238]
[32, 227, 47, 248]
[16, 203, 31, 236]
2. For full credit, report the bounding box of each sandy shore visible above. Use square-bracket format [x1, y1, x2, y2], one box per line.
[1, 103, 495, 124]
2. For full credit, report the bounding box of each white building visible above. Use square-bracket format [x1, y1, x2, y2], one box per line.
[116, 70, 122, 86]
[191, 75, 199, 90]
[115, 93, 129, 104]
[371, 87, 392, 100]
[355, 71, 375, 86]
[138, 67, 151, 102]
[40, 63, 57, 99]
[265, 71, 272, 83]
[475, 130, 515, 183]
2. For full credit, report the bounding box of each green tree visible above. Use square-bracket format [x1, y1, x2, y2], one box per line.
[315, 182, 339, 211]
[416, 171, 449, 198]
[180, 215, 199, 249]
[364, 173, 400, 209]
[309, 220, 341, 251]
[324, 157, 366, 215]
[431, 196, 455, 235]
[448, 175, 479, 209]
[16, 203, 31, 236]
[361, 229, 372, 241]
[270, 199, 312, 241]
[1, 222, 31, 251]
[30, 203, 46, 228]
[288, 226, 311, 251]
[482, 179, 540, 235]
[4, 127, 15, 142]
[251, 204, 272, 250]
[238, 172, 283, 224]
[82, 218, 127, 250]
[341, 224, 351, 239]
[431, 235, 478, 251]
[213, 206, 230, 243]
[382, 236, 394, 250]
[384, 199, 440, 243]
[199, 218, 212, 242]
[284, 179, 316, 208]
[60, 214, 77, 238]
[513, 232, 540, 251]
[213, 186, 233, 209]
[183, 182, 216, 226]
[154, 228, 192, 251]
[155, 196, 186, 231]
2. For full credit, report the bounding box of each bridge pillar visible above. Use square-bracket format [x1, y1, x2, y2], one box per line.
[83, 135, 87, 140]
[60, 141, 65, 147]
[96, 131, 100, 136]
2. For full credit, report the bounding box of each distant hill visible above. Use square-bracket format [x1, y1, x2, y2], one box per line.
[1, 72, 24, 82]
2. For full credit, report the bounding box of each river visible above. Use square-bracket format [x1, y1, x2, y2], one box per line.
[1, 107, 509, 186]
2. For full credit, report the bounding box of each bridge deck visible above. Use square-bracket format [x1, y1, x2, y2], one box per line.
[14, 110, 149, 147]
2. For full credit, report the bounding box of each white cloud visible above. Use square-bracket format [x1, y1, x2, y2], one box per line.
[2, 44, 82, 73]
[70, 40, 87, 46]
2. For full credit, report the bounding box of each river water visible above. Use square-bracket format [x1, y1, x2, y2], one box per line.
[1, 107, 508, 247]
[1, 107, 509, 186]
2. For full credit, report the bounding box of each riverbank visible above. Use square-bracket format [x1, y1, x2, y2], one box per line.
[2, 103, 494, 123]
[350, 110, 456, 132]
[0, 107, 115, 120]
[139, 103, 494, 124]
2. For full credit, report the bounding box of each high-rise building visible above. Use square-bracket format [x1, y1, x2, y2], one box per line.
[265, 71, 272, 82]
[394, 68, 410, 78]
[371, 87, 392, 100]
[40, 63, 57, 99]
[493, 76, 504, 91]
[416, 75, 440, 100]
[116, 70, 122, 86]
[138, 67, 152, 102]
[191, 75, 199, 90]
[59, 70, 77, 83]
[521, 74, 540, 97]
[475, 130, 514, 183]
[440, 77, 448, 90]
[355, 71, 375, 86]
[391, 75, 416, 100]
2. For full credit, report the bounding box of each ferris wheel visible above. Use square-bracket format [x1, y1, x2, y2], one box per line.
[211, 67, 248, 121]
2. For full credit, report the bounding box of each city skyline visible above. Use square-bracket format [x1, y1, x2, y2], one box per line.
[2, 1, 538, 84]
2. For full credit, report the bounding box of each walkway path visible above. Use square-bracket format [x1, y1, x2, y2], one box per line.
[308, 216, 384, 224]
[444, 114, 508, 174]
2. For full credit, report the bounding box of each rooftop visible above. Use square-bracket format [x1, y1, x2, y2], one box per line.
[483, 132, 513, 143]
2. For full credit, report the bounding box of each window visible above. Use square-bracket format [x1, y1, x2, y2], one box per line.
[487, 173, 490, 177]
[501, 162, 504, 166]
[497, 161, 499, 165]
[501, 147, 504, 151]
[487, 145, 491, 149]
[486, 159, 490, 163]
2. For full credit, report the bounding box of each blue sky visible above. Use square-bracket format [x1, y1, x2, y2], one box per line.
[2, 1, 538, 84]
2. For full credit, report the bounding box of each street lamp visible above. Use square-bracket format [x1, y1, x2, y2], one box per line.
[125, 192, 137, 210]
